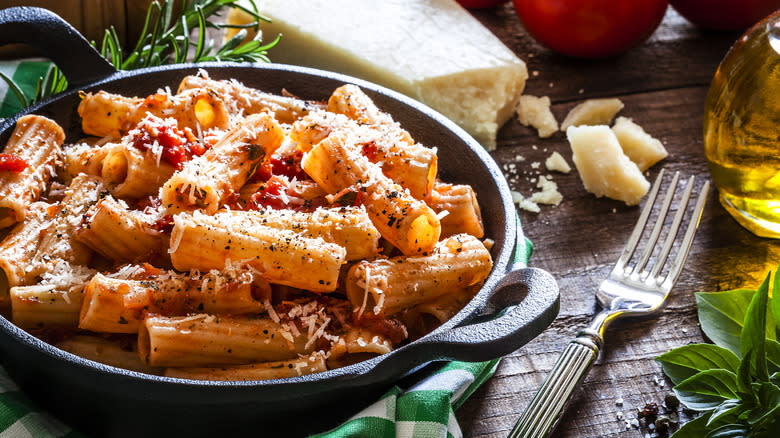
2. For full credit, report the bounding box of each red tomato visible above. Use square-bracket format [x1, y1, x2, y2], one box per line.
[670, 0, 780, 31]
[513, 0, 670, 58]
[457, 0, 509, 8]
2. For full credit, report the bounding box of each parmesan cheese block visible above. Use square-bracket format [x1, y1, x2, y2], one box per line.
[227, 0, 528, 150]
[611, 116, 668, 171]
[516, 95, 558, 138]
[560, 98, 624, 131]
[567, 125, 649, 206]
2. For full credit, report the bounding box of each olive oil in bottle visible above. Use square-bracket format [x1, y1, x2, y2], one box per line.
[704, 11, 780, 238]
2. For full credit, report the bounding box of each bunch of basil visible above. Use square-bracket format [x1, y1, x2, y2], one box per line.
[656, 269, 780, 436]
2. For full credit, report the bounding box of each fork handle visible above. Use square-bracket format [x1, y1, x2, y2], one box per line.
[508, 329, 603, 438]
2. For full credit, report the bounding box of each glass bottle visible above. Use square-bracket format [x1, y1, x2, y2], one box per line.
[704, 10, 780, 238]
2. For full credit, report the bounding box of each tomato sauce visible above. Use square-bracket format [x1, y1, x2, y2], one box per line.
[360, 141, 379, 161]
[131, 116, 206, 170]
[0, 153, 28, 172]
[251, 150, 309, 182]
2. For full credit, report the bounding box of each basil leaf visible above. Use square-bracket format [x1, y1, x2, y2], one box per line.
[696, 289, 758, 355]
[675, 369, 741, 411]
[704, 423, 749, 438]
[737, 350, 755, 398]
[671, 413, 710, 438]
[696, 288, 778, 356]
[657, 344, 740, 385]
[706, 399, 743, 427]
[741, 275, 770, 382]
[755, 382, 780, 413]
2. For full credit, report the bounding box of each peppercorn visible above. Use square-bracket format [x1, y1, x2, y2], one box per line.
[654, 414, 671, 436]
[664, 392, 679, 410]
[638, 402, 659, 420]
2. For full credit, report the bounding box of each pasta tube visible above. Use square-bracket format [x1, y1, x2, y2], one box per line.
[400, 286, 478, 340]
[79, 269, 269, 333]
[75, 195, 162, 263]
[10, 285, 83, 328]
[327, 327, 398, 369]
[292, 111, 437, 200]
[32, 174, 101, 271]
[160, 113, 284, 214]
[61, 141, 114, 183]
[164, 352, 327, 381]
[177, 74, 326, 123]
[302, 132, 440, 256]
[212, 207, 379, 261]
[0, 202, 51, 287]
[328, 85, 408, 138]
[78, 88, 230, 138]
[56, 335, 163, 374]
[138, 314, 311, 367]
[0, 115, 64, 228]
[169, 211, 345, 292]
[101, 143, 176, 198]
[346, 234, 492, 316]
[429, 182, 485, 238]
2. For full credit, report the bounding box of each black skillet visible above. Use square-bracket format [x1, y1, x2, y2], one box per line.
[0, 7, 559, 437]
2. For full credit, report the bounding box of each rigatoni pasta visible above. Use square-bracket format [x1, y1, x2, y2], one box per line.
[0, 72, 495, 381]
[0, 115, 64, 228]
[160, 112, 284, 214]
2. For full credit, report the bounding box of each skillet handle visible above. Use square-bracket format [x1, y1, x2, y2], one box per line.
[0, 7, 116, 86]
[379, 267, 559, 369]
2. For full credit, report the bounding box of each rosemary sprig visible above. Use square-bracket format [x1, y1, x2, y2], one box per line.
[1, 0, 277, 108]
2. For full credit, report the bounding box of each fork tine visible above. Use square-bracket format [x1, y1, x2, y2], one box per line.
[632, 171, 680, 275]
[648, 175, 695, 279]
[661, 179, 710, 288]
[613, 169, 666, 273]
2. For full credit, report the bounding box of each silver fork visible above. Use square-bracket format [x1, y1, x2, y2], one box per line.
[509, 170, 709, 438]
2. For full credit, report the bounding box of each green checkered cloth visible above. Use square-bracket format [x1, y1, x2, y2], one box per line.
[0, 59, 535, 438]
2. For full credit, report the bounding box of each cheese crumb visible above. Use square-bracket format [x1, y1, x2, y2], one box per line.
[611, 116, 668, 171]
[511, 190, 540, 213]
[516, 95, 559, 138]
[561, 98, 624, 131]
[545, 151, 571, 173]
[529, 175, 563, 206]
[567, 125, 649, 206]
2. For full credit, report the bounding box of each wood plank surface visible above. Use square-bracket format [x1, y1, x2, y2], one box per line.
[457, 5, 780, 438]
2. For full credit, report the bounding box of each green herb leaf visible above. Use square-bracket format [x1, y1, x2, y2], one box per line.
[736, 350, 755, 398]
[0, 71, 29, 108]
[656, 344, 740, 385]
[741, 275, 770, 381]
[703, 423, 749, 437]
[768, 339, 780, 376]
[675, 369, 741, 411]
[696, 289, 776, 356]
[671, 413, 711, 438]
[706, 399, 743, 427]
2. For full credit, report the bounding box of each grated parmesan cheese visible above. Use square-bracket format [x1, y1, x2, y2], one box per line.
[304, 317, 331, 350]
[435, 210, 450, 220]
[264, 299, 280, 323]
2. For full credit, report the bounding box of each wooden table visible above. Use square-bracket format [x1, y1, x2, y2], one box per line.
[457, 5, 778, 437]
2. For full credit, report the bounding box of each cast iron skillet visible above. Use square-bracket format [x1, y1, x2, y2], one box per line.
[0, 7, 559, 437]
